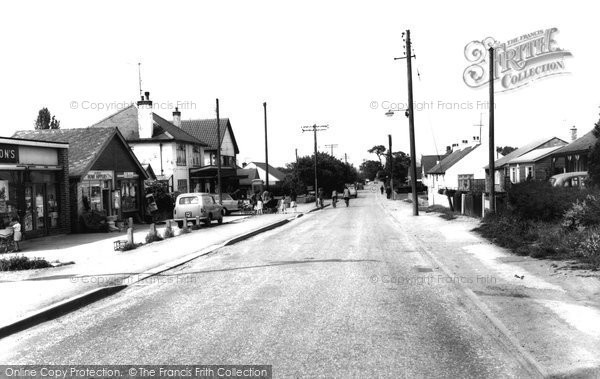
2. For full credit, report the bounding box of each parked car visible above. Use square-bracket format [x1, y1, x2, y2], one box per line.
[218, 193, 240, 216]
[173, 192, 223, 228]
[549, 171, 588, 188]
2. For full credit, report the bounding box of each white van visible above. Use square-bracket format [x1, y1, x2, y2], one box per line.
[173, 193, 223, 228]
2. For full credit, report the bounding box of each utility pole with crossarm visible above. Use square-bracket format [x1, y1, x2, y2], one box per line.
[302, 124, 329, 208]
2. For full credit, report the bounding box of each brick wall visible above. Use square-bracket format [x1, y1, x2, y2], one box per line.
[54, 147, 71, 235]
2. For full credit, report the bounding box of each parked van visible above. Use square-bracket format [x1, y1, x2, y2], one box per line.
[549, 171, 588, 188]
[173, 193, 223, 228]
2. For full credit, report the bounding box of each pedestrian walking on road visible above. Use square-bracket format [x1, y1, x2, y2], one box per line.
[386, 186, 392, 199]
[343, 186, 351, 207]
[331, 189, 338, 208]
[380, 185, 384, 195]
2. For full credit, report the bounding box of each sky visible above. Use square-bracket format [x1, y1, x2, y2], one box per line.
[0, 0, 598, 169]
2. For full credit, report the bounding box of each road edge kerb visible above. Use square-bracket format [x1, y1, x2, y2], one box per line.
[0, 208, 316, 340]
[378, 200, 548, 379]
[0, 285, 126, 340]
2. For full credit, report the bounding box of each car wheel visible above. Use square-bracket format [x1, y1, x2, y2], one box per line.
[176, 221, 184, 229]
[218, 217, 223, 225]
[221, 208, 227, 216]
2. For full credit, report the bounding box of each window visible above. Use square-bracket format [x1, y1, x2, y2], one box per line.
[177, 179, 188, 193]
[176, 144, 187, 166]
[192, 146, 202, 167]
[179, 196, 199, 205]
[510, 167, 517, 183]
[525, 166, 533, 180]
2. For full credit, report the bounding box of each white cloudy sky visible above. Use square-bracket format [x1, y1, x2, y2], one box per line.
[0, 0, 597, 168]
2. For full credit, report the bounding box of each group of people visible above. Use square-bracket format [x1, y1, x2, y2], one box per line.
[250, 189, 297, 215]
[319, 186, 352, 208]
[380, 185, 392, 199]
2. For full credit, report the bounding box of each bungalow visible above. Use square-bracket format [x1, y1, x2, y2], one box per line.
[420, 149, 451, 190]
[549, 128, 596, 174]
[13, 127, 148, 232]
[485, 137, 567, 191]
[242, 162, 286, 186]
[426, 137, 486, 206]
[180, 117, 241, 194]
[90, 92, 208, 194]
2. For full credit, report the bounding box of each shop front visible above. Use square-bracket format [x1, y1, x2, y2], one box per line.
[0, 138, 70, 238]
[79, 170, 142, 221]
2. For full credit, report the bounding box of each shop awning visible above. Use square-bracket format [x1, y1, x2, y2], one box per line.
[189, 166, 241, 179]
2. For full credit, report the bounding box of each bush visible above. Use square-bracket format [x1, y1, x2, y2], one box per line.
[507, 181, 594, 222]
[561, 195, 600, 230]
[574, 227, 600, 267]
[145, 231, 164, 243]
[0, 255, 52, 271]
[163, 226, 175, 239]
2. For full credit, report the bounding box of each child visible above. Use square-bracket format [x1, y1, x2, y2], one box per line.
[10, 216, 22, 252]
[278, 198, 286, 214]
[256, 198, 263, 215]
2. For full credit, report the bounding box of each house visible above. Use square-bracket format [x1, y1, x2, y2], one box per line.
[549, 128, 596, 174]
[485, 137, 567, 191]
[0, 137, 70, 238]
[420, 149, 451, 189]
[242, 162, 286, 186]
[13, 127, 148, 232]
[426, 137, 487, 206]
[180, 117, 241, 193]
[89, 92, 208, 193]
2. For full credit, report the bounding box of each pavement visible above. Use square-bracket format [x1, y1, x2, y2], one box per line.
[0, 202, 315, 331]
[378, 188, 600, 378]
[1, 190, 540, 377]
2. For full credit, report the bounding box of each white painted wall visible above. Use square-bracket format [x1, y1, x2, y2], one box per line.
[244, 162, 282, 184]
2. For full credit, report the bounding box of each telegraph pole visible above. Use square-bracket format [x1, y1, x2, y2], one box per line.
[488, 47, 496, 213]
[388, 134, 393, 198]
[263, 102, 270, 190]
[344, 153, 348, 165]
[395, 29, 419, 215]
[324, 143, 338, 156]
[216, 98, 222, 205]
[302, 124, 329, 207]
[295, 148, 299, 186]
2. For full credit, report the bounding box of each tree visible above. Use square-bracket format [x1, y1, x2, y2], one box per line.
[368, 145, 386, 164]
[359, 160, 383, 181]
[588, 118, 600, 186]
[34, 108, 60, 129]
[496, 146, 517, 156]
[285, 153, 359, 193]
[390, 151, 411, 184]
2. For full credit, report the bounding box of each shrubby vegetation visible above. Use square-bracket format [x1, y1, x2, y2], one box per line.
[0, 255, 52, 271]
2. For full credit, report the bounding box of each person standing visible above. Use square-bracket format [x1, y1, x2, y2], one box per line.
[331, 189, 338, 208]
[10, 216, 22, 252]
[318, 187, 325, 208]
[386, 186, 392, 199]
[290, 189, 297, 213]
[380, 185, 384, 195]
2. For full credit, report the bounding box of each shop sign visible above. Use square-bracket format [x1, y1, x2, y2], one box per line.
[83, 170, 113, 181]
[0, 144, 19, 163]
[117, 171, 139, 179]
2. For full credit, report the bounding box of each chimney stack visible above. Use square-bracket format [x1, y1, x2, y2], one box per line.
[137, 91, 153, 139]
[172, 107, 181, 127]
[570, 126, 577, 141]
[446, 146, 451, 153]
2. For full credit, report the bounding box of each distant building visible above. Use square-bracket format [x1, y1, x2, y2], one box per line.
[242, 162, 286, 185]
[549, 128, 596, 174]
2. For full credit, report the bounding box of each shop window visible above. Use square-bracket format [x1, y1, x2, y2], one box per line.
[192, 146, 202, 167]
[119, 181, 138, 212]
[177, 179, 188, 193]
[176, 144, 187, 166]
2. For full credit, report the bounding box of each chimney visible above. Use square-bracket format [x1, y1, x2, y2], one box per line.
[137, 91, 153, 139]
[446, 145, 451, 153]
[461, 139, 469, 147]
[570, 126, 577, 141]
[242, 162, 247, 168]
[172, 107, 181, 127]
[472, 136, 480, 144]
[451, 143, 459, 151]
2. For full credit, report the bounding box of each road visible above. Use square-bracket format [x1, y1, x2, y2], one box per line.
[0, 191, 534, 377]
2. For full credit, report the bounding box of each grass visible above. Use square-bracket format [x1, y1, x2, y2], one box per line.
[425, 205, 459, 220]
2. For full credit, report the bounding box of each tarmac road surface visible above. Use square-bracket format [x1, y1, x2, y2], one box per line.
[0, 192, 535, 378]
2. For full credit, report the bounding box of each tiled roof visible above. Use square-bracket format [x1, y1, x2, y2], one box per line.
[89, 104, 205, 145]
[247, 162, 286, 181]
[421, 154, 448, 174]
[427, 145, 479, 175]
[551, 129, 597, 156]
[12, 127, 131, 177]
[490, 138, 549, 169]
[180, 118, 240, 153]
